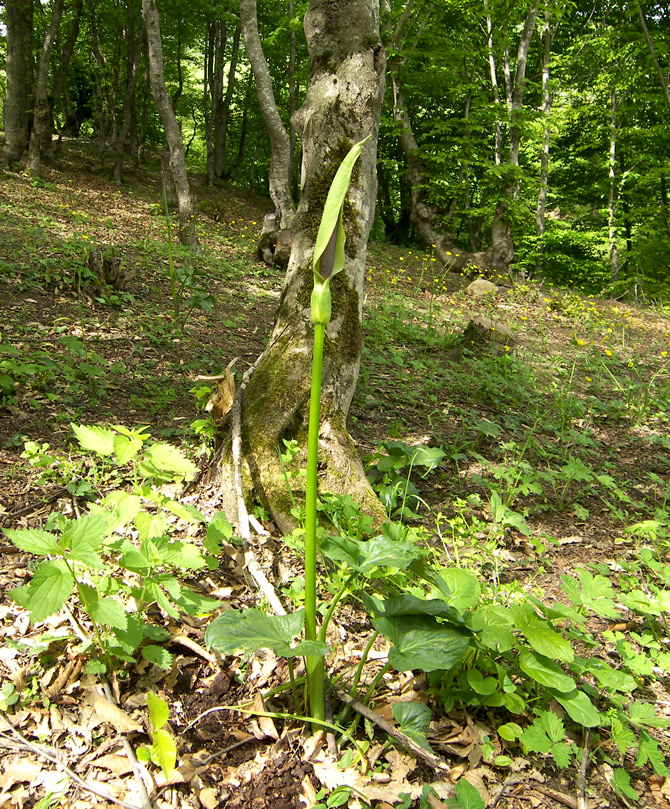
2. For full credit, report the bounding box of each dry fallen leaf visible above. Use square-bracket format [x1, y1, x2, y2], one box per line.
[94, 754, 134, 777]
[0, 758, 43, 793]
[649, 774, 670, 809]
[300, 774, 318, 808]
[198, 787, 219, 809]
[91, 693, 143, 734]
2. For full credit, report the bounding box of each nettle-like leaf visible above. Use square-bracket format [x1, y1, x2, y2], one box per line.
[112, 434, 143, 465]
[4, 527, 60, 556]
[313, 136, 370, 282]
[10, 560, 75, 622]
[139, 443, 198, 481]
[142, 645, 173, 670]
[71, 423, 116, 456]
[88, 597, 128, 631]
[204, 512, 234, 556]
[205, 608, 328, 660]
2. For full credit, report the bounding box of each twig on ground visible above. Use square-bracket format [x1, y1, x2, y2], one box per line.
[333, 689, 449, 772]
[118, 735, 153, 809]
[0, 713, 146, 809]
[534, 785, 579, 809]
[491, 777, 524, 808]
[169, 633, 217, 665]
[181, 705, 229, 733]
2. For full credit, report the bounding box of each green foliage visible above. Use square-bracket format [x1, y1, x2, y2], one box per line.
[137, 692, 178, 780]
[4, 424, 219, 673]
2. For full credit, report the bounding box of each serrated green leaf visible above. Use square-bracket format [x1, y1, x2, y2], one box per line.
[520, 724, 552, 754]
[113, 434, 143, 465]
[636, 730, 667, 775]
[101, 491, 142, 528]
[142, 645, 173, 670]
[539, 710, 565, 743]
[372, 615, 471, 672]
[610, 717, 636, 756]
[161, 540, 206, 570]
[162, 498, 204, 524]
[147, 691, 170, 731]
[518, 651, 576, 693]
[629, 701, 670, 728]
[4, 527, 60, 556]
[10, 560, 74, 622]
[552, 742, 574, 769]
[71, 423, 115, 456]
[612, 768, 639, 800]
[204, 512, 233, 555]
[88, 597, 127, 630]
[143, 443, 197, 480]
[113, 615, 145, 653]
[135, 512, 166, 541]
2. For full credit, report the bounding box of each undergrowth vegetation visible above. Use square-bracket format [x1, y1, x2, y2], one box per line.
[1, 145, 670, 808]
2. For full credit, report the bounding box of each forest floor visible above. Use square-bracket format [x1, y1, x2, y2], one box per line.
[1, 141, 670, 809]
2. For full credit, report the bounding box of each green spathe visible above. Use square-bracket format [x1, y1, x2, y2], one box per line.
[312, 135, 371, 283]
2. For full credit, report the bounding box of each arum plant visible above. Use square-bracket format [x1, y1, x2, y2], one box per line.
[204, 138, 370, 725]
[305, 135, 370, 723]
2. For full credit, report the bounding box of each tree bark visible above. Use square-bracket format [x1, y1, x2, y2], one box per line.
[214, 24, 241, 181]
[2, 0, 34, 165]
[141, 0, 199, 248]
[210, 0, 387, 532]
[240, 0, 296, 233]
[113, 0, 142, 185]
[49, 0, 84, 152]
[608, 88, 619, 283]
[535, 4, 552, 239]
[26, 0, 65, 176]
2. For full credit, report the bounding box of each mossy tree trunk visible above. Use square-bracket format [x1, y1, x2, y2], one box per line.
[212, 0, 387, 532]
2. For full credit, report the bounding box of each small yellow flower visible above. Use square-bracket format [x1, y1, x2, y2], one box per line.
[504, 345, 510, 352]
[585, 376, 592, 382]
[575, 338, 586, 346]
[399, 256, 404, 261]
[662, 351, 668, 358]
[604, 349, 613, 356]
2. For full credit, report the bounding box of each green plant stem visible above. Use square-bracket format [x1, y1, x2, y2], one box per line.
[305, 321, 326, 724]
[318, 571, 357, 644]
[287, 659, 301, 715]
[336, 630, 379, 725]
[349, 661, 392, 735]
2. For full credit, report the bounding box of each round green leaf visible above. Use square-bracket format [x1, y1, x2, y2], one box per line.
[518, 651, 576, 693]
[372, 615, 471, 672]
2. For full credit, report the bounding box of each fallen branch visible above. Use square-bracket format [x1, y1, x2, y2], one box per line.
[230, 357, 287, 617]
[0, 713, 146, 809]
[333, 690, 449, 773]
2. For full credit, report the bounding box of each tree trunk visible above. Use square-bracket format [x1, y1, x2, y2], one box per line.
[608, 88, 619, 283]
[535, 5, 552, 239]
[113, 0, 142, 185]
[48, 0, 83, 154]
[26, 0, 65, 176]
[210, 0, 387, 533]
[214, 24, 241, 181]
[141, 0, 199, 248]
[240, 0, 296, 233]
[2, 0, 34, 165]
[227, 73, 253, 179]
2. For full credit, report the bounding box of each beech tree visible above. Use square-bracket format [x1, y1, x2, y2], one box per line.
[141, 0, 199, 247]
[212, 0, 387, 531]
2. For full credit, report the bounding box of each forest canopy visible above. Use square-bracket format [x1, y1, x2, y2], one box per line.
[1, 0, 669, 296]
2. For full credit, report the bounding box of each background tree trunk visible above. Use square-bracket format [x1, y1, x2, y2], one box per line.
[141, 0, 199, 248]
[240, 0, 296, 233]
[113, 0, 142, 185]
[211, 0, 387, 532]
[2, 0, 34, 165]
[26, 0, 65, 176]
